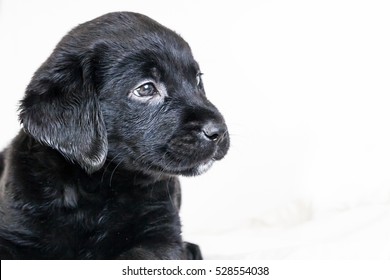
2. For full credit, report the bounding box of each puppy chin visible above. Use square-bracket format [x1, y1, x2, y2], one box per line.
[179, 159, 215, 177]
[195, 160, 214, 175]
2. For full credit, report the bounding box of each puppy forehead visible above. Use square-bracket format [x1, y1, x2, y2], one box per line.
[99, 13, 198, 73]
[126, 31, 198, 76]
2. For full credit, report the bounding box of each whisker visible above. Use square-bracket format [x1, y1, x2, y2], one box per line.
[166, 183, 175, 209]
[109, 159, 124, 188]
[101, 153, 122, 183]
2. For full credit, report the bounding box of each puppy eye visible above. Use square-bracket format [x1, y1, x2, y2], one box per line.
[133, 82, 159, 97]
[196, 72, 203, 86]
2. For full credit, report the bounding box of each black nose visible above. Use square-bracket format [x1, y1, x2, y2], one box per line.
[202, 122, 227, 142]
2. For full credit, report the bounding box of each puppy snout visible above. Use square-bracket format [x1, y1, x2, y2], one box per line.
[202, 121, 227, 143]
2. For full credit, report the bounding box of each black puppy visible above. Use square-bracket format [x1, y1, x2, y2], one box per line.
[0, 12, 229, 259]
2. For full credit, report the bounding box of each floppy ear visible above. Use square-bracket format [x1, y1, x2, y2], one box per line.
[19, 43, 108, 174]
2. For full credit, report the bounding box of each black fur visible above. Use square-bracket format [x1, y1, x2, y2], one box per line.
[0, 12, 229, 259]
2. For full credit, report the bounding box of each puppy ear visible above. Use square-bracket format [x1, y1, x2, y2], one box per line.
[19, 43, 107, 173]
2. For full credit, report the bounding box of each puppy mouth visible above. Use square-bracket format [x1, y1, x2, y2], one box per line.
[127, 128, 230, 177]
[156, 132, 229, 176]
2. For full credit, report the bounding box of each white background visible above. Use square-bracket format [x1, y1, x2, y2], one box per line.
[1, 0, 390, 259]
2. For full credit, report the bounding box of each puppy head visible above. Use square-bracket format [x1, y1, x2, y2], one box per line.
[19, 12, 229, 176]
